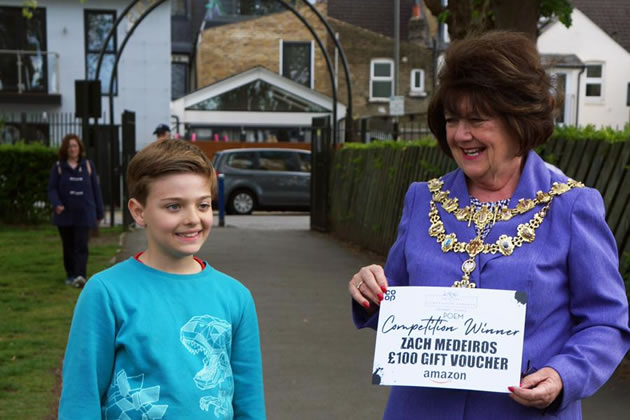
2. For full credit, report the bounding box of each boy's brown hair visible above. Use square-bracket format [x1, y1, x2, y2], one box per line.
[127, 139, 217, 205]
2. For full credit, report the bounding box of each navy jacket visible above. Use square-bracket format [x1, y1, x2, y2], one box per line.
[48, 159, 104, 227]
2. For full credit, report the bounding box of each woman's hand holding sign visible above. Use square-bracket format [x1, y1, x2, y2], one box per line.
[349, 264, 388, 311]
[509, 367, 563, 409]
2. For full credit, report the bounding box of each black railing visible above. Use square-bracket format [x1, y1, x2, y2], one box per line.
[0, 111, 105, 147]
[356, 114, 430, 142]
[0, 49, 60, 94]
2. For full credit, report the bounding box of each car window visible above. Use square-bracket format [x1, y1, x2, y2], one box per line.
[258, 151, 300, 172]
[225, 152, 259, 170]
[297, 153, 311, 172]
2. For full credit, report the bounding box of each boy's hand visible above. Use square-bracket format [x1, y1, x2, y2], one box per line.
[55, 205, 65, 214]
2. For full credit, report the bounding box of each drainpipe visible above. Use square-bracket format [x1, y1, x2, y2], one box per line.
[575, 65, 585, 127]
[393, 0, 400, 140]
[394, 0, 400, 97]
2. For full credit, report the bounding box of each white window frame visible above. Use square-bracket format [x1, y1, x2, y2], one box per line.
[369, 58, 394, 102]
[279, 40, 314, 89]
[584, 62, 604, 102]
[409, 69, 426, 96]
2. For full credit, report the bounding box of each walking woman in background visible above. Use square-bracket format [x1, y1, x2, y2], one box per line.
[48, 134, 104, 287]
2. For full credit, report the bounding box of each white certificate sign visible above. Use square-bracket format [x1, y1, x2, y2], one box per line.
[372, 287, 527, 393]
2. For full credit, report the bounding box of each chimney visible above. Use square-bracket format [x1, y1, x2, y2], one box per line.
[408, 1, 428, 46]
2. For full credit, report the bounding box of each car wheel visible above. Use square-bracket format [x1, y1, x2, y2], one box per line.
[229, 190, 255, 215]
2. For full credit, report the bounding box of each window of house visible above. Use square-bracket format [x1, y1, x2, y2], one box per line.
[172, 55, 189, 100]
[409, 69, 425, 95]
[171, 0, 188, 16]
[370, 59, 394, 101]
[0, 6, 47, 93]
[281, 41, 313, 88]
[85, 10, 117, 96]
[186, 79, 328, 112]
[585, 64, 603, 99]
[239, 0, 289, 16]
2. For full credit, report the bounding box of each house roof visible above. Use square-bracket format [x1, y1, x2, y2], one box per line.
[328, 0, 414, 40]
[572, 0, 630, 53]
[541, 54, 584, 68]
[171, 66, 347, 126]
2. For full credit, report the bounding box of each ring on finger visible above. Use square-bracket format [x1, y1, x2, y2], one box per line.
[356, 280, 364, 290]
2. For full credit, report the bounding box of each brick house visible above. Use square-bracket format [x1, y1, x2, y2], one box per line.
[173, 0, 439, 142]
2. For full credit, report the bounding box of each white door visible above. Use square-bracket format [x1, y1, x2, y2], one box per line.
[550, 71, 574, 126]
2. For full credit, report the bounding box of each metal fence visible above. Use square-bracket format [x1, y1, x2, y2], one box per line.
[0, 112, 106, 147]
[356, 114, 430, 143]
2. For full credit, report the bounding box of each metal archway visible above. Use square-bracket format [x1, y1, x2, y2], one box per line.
[92, 0, 354, 224]
[94, 0, 353, 143]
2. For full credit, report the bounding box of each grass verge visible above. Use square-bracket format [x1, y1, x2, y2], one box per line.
[0, 225, 122, 419]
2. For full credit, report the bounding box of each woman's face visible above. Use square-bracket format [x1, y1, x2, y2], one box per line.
[67, 139, 80, 160]
[444, 98, 522, 192]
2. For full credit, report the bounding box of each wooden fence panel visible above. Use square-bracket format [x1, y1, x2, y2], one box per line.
[573, 140, 599, 183]
[599, 143, 628, 209]
[564, 140, 587, 179]
[328, 138, 629, 256]
[608, 169, 630, 247]
[558, 140, 577, 175]
[549, 137, 568, 167]
[586, 142, 611, 188]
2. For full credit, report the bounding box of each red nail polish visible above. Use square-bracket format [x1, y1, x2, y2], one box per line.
[381, 286, 387, 293]
[508, 386, 514, 392]
[362, 301, 370, 309]
[378, 293, 384, 301]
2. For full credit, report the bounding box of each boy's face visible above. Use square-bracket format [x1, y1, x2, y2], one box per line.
[129, 173, 213, 263]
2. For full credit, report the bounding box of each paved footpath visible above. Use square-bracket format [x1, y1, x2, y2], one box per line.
[116, 214, 629, 419]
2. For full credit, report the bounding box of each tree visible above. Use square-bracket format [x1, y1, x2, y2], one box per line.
[424, 0, 573, 40]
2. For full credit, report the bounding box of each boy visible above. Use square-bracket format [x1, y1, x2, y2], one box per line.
[58, 139, 265, 419]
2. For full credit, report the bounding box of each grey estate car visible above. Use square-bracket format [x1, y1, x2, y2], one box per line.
[212, 148, 311, 214]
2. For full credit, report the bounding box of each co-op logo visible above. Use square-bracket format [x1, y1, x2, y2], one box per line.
[442, 312, 464, 320]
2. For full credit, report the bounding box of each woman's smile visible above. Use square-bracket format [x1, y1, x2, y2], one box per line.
[460, 146, 485, 159]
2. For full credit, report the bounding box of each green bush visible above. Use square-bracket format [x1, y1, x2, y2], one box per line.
[551, 123, 630, 142]
[0, 143, 57, 224]
[344, 125, 629, 153]
[343, 136, 438, 150]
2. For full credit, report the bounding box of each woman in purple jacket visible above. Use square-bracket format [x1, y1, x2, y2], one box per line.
[349, 31, 630, 419]
[48, 134, 104, 288]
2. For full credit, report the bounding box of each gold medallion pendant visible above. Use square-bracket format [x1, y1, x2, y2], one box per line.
[427, 178, 584, 287]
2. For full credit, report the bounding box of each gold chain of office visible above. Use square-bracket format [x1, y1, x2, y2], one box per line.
[426, 177, 584, 288]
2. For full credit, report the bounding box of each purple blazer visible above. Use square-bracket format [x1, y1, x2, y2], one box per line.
[353, 151, 630, 419]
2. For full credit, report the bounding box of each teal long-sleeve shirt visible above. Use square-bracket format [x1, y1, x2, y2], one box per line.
[59, 258, 266, 419]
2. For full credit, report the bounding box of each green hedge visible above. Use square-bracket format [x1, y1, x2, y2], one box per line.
[0, 143, 57, 224]
[551, 123, 630, 142]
